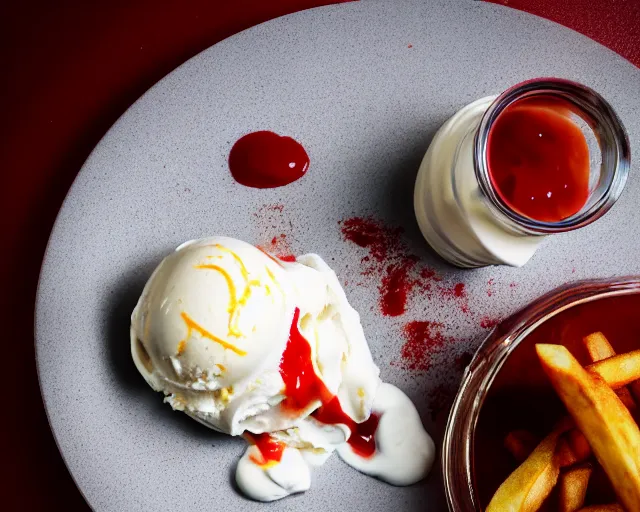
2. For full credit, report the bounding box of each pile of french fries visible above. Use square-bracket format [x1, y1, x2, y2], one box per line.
[487, 332, 640, 512]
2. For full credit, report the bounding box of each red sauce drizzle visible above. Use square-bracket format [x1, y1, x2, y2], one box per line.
[246, 432, 285, 465]
[229, 131, 309, 188]
[487, 98, 590, 222]
[279, 308, 333, 411]
[279, 308, 379, 458]
[346, 414, 381, 458]
[313, 396, 380, 458]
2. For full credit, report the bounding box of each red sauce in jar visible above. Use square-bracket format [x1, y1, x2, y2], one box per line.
[487, 98, 590, 223]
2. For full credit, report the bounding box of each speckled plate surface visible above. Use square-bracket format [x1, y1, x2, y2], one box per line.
[35, 1, 640, 510]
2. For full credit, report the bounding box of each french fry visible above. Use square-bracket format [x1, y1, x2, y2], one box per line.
[583, 332, 637, 411]
[536, 344, 640, 512]
[586, 349, 640, 389]
[487, 424, 570, 512]
[583, 332, 616, 361]
[559, 464, 592, 512]
[556, 435, 590, 468]
[505, 430, 539, 462]
[566, 429, 591, 463]
[576, 505, 624, 512]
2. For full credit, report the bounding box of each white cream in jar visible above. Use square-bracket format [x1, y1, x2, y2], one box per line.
[414, 96, 542, 267]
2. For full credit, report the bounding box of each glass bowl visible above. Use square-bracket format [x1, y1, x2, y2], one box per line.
[442, 276, 640, 511]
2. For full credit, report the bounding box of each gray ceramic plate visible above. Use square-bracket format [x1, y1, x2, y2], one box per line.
[35, 1, 640, 510]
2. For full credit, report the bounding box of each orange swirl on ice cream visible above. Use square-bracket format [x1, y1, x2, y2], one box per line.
[265, 266, 284, 297]
[257, 246, 286, 267]
[197, 245, 265, 337]
[215, 243, 250, 279]
[194, 264, 237, 313]
[179, 311, 247, 356]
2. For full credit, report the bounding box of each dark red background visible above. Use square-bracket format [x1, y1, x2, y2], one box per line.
[0, 1, 637, 509]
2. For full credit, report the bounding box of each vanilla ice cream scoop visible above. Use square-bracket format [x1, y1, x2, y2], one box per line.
[131, 236, 380, 435]
[132, 237, 290, 435]
[131, 236, 434, 501]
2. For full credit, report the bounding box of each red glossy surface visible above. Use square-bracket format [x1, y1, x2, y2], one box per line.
[229, 131, 309, 188]
[246, 433, 286, 465]
[280, 308, 334, 412]
[313, 397, 381, 458]
[280, 308, 380, 458]
[488, 99, 590, 222]
[1, 0, 637, 508]
[347, 412, 380, 458]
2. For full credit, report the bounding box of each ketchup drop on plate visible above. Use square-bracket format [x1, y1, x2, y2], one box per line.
[487, 99, 590, 223]
[228, 131, 309, 188]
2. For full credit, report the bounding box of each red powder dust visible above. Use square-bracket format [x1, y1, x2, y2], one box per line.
[480, 317, 500, 329]
[260, 233, 295, 261]
[437, 282, 470, 314]
[420, 267, 437, 280]
[379, 260, 418, 316]
[416, 267, 441, 295]
[254, 204, 296, 261]
[339, 216, 452, 316]
[487, 278, 495, 297]
[407, 44, 413, 48]
[340, 217, 403, 263]
[396, 321, 452, 372]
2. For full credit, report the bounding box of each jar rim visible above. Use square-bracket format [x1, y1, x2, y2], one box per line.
[474, 78, 631, 234]
[442, 276, 640, 511]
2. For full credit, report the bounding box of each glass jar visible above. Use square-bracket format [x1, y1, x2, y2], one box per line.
[442, 276, 640, 511]
[414, 78, 630, 268]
